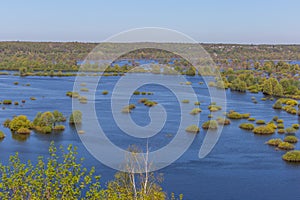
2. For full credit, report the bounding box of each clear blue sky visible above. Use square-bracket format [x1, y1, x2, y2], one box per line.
[1, 0, 299, 44]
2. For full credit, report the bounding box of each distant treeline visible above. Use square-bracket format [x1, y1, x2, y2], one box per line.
[1, 42, 300, 73]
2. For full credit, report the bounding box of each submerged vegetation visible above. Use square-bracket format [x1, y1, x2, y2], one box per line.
[185, 125, 200, 133]
[282, 151, 300, 162]
[202, 120, 218, 130]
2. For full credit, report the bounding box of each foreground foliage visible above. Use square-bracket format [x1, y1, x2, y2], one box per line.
[0, 143, 180, 200]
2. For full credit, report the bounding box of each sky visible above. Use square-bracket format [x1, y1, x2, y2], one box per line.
[0, 0, 300, 44]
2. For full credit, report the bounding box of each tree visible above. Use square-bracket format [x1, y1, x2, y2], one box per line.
[0, 142, 104, 199]
[262, 78, 279, 96]
[273, 83, 284, 97]
[106, 145, 166, 200]
[0, 143, 180, 199]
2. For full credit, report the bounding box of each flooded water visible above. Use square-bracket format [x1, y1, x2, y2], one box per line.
[0, 74, 299, 200]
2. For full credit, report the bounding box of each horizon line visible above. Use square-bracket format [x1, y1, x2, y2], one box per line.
[1, 40, 300, 46]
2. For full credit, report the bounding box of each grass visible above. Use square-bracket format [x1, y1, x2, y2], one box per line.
[30, 97, 36, 100]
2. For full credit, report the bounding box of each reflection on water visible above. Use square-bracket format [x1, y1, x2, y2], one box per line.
[12, 132, 30, 142]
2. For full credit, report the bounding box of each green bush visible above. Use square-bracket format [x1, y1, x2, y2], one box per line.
[14, 101, 19, 105]
[285, 127, 297, 134]
[253, 125, 275, 135]
[276, 119, 284, 123]
[273, 100, 282, 109]
[256, 120, 266, 125]
[133, 91, 140, 95]
[102, 90, 109, 95]
[69, 110, 82, 124]
[30, 97, 36, 100]
[53, 125, 65, 131]
[216, 117, 231, 125]
[138, 98, 148, 103]
[282, 150, 300, 162]
[266, 138, 283, 146]
[277, 129, 286, 134]
[272, 116, 279, 121]
[9, 115, 32, 132]
[278, 142, 295, 150]
[181, 99, 190, 104]
[122, 104, 136, 113]
[185, 125, 200, 133]
[277, 123, 284, 129]
[14, 82, 19, 85]
[194, 101, 200, 105]
[208, 105, 222, 112]
[292, 124, 299, 129]
[282, 105, 297, 115]
[239, 123, 255, 130]
[0, 131, 5, 139]
[3, 100, 12, 105]
[227, 111, 250, 119]
[79, 96, 88, 104]
[284, 136, 298, 143]
[144, 100, 157, 107]
[3, 119, 11, 128]
[248, 118, 256, 121]
[80, 87, 89, 92]
[16, 127, 31, 134]
[66, 91, 79, 98]
[35, 126, 52, 134]
[202, 120, 218, 130]
[190, 108, 202, 115]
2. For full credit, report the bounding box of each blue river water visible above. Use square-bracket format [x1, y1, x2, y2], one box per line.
[0, 74, 299, 200]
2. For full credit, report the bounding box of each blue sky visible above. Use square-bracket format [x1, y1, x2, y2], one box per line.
[0, 0, 299, 44]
